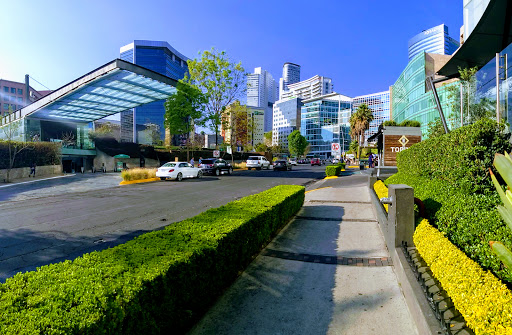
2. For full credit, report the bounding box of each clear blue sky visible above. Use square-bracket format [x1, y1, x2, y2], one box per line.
[1, 0, 462, 97]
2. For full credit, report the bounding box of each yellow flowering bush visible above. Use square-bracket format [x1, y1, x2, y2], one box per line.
[414, 219, 512, 334]
[121, 168, 157, 181]
[373, 180, 388, 212]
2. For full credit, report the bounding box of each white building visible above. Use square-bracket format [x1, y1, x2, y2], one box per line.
[272, 97, 302, 150]
[247, 67, 278, 132]
[279, 62, 301, 98]
[280, 75, 333, 100]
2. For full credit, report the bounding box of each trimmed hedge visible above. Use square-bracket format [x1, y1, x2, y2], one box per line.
[0, 185, 305, 334]
[121, 168, 157, 181]
[414, 219, 512, 334]
[0, 141, 61, 169]
[373, 180, 388, 212]
[325, 165, 341, 177]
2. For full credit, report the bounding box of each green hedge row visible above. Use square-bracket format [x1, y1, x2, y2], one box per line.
[325, 165, 340, 176]
[0, 141, 61, 169]
[386, 118, 512, 283]
[395, 118, 510, 194]
[0, 185, 305, 334]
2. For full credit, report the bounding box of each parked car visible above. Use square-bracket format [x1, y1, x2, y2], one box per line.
[274, 160, 292, 171]
[199, 158, 233, 176]
[288, 158, 298, 166]
[246, 156, 271, 170]
[156, 162, 203, 181]
[311, 158, 322, 166]
[332, 158, 340, 164]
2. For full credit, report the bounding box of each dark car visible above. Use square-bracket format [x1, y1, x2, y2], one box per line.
[273, 160, 292, 171]
[199, 158, 233, 176]
[311, 158, 321, 166]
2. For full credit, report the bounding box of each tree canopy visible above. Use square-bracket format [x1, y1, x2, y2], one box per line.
[287, 130, 308, 157]
[349, 103, 374, 158]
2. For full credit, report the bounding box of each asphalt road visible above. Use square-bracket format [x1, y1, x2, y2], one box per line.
[0, 164, 328, 281]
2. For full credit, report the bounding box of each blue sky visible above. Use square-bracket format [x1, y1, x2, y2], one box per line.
[1, 0, 462, 97]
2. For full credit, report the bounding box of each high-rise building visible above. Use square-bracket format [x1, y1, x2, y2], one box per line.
[463, 0, 491, 41]
[352, 91, 390, 140]
[280, 75, 333, 100]
[0, 78, 50, 116]
[272, 97, 302, 150]
[300, 93, 352, 158]
[247, 67, 277, 132]
[279, 62, 301, 98]
[119, 40, 189, 143]
[408, 24, 459, 62]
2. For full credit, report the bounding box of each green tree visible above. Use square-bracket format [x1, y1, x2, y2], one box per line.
[287, 130, 308, 157]
[426, 118, 446, 139]
[349, 103, 374, 159]
[164, 81, 207, 160]
[224, 101, 252, 163]
[185, 48, 247, 148]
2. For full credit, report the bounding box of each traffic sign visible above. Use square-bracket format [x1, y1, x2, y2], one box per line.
[331, 143, 340, 151]
[213, 150, 220, 157]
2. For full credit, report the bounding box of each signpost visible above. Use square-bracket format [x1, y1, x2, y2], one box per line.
[213, 150, 220, 158]
[331, 142, 341, 159]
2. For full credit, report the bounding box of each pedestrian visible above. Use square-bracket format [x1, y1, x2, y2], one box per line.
[190, 157, 195, 166]
[29, 162, 36, 177]
[368, 154, 373, 168]
[199, 157, 203, 165]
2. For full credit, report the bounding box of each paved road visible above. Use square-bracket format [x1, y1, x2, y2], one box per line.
[0, 164, 327, 281]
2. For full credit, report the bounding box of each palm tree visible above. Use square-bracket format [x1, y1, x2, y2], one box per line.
[349, 104, 374, 159]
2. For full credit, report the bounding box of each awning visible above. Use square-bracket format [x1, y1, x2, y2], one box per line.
[3, 59, 178, 124]
[437, 0, 512, 78]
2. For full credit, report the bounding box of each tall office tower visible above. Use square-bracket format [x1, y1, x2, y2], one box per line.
[247, 67, 278, 132]
[272, 97, 302, 150]
[463, 0, 491, 40]
[279, 62, 301, 98]
[119, 40, 188, 143]
[280, 75, 333, 100]
[408, 24, 459, 62]
[352, 91, 390, 140]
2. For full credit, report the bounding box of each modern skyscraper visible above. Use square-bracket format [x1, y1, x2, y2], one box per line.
[408, 24, 459, 62]
[279, 62, 301, 98]
[352, 91, 390, 140]
[119, 40, 188, 143]
[247, 67, 278, 132]
[272, 97, 302, 150]
[280, 75, 333, 100]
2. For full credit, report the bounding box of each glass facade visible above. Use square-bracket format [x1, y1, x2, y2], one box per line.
[300, 95, 352, 158]
[272, 98, 302, 150]
[247, 67, 277, 132]
[408, 24, 459, 62]
[391, 52, 456, 137]
[119, 40, 188, 143]
[352, 91, 390, 140]
[463, 0, 491, 40]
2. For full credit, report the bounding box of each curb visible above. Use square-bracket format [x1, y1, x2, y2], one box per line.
[120, 177, 161, 185]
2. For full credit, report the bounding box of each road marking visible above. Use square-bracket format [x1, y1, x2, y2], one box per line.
[0, 174, 75, 188]
[305, 186, 332, 194]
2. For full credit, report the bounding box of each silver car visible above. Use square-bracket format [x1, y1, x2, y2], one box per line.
[246, 156, 271, 170]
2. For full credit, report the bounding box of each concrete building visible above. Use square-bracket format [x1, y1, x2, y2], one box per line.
[279, 62, 301, 98]
[119, 40, 189, 143]
[352, 91, 390, 140]
[280, 75, 333, 100]
[0, 78, 51, 116]
[272, 98, 302, 150]
[247, 67, 277, 132]
[408, 24, 460, 62]
[222, 105, 265, 149]
[300, 93, 352, 158]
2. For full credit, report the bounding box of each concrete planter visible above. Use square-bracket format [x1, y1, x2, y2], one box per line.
[0, 165, 62, 182]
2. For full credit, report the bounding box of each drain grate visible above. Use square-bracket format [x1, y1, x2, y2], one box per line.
[262, 249, 392, 266]
[295, 216, 377, 223]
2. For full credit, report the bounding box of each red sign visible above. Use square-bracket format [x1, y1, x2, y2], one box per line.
[331, 143, 340, 151]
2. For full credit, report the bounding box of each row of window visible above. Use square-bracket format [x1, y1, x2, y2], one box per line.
[1, 103, 22, 111]
[3, 87, 23, 95]
[3, 96, 23, 103]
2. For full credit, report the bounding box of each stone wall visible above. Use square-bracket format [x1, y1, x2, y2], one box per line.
[0, 165, 62, 181]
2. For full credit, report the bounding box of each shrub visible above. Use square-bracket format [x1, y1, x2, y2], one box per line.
[0, 141, 61, 169]
[0, 185, 305, 334]
[414, 219, 512, 334]
[373, 180, 388, 212]
[382, 120, 397, 126]
[325, 165, 341, 177]
[337, 162, 346, 169]
[121, 168, 157, 181]
[398, 120, 420, 127]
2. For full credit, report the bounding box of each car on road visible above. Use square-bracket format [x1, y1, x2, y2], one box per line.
[311, 158, 322, 166]
[246, 156, 271, 170]
[274, 160, 292, 171]
[156, 162, 203, 181]
[199, 158, 233, 176]
[288, 158, 298, 166]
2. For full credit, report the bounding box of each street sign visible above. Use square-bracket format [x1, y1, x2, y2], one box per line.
[331, 143, 340, 151]
[213, 150, 220, 157]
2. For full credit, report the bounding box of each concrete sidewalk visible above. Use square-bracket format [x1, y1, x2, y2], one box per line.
[188, 174, 418, 335]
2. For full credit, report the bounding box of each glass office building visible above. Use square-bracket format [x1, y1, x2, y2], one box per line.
[352, 91, 390, 140]
[300, 94, 352, 158]
[391, 52, 457, 137]
[272, 97, 302, 150]
[119, 40, 188, 143]
[408, 24, 459, 62]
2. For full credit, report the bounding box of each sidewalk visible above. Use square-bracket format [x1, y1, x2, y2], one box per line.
[188, 174, 418, 335]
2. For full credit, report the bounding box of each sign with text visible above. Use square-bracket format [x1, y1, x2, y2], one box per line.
[331, 142, 341, 158]
[383, 134, 421, 166]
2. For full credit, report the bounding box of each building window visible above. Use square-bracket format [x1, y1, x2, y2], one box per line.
[3, 87, 8, 93]
[17, 97, 22, 103]
[3, 96, 7, 102]
[17, 89, 22, 95]
[10, 88, 15, 94]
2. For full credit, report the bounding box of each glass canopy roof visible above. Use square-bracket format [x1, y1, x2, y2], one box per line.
[13, 59, 178, 123]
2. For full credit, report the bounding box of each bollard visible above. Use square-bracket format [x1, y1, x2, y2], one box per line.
[387, 184, 415, 248]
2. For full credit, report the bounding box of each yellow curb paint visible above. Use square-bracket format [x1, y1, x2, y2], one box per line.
[305, 186, 332, 194]
[120, 177, 161, 185]
[347, 166, 359, 168]
[324, 176, 339, 180]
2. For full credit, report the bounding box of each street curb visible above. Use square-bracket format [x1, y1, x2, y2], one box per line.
[368, 184, 443, 335]
[120, 177, 161, 185]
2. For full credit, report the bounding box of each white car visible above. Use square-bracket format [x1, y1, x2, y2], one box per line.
[246, 156, 271, 170]
[288, 158, 298, 166]
[156, 162, 203, 181]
